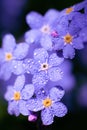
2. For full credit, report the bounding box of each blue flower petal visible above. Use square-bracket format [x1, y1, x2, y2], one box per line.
[32, 71, 48, 88]
[26, 11, 43, 28]
[73, 13, 86, 29]
[12, 60, 25, 75]
[52, 38, 64, 50]
[25, 30, 41, 44]
[0, 63, 12, 80]
[21, 84, 34, 99]
[48, 67, 63, 81]
[56, 18, 68, 35]
[0, 49, 5, 62]
[2, 34, 16, 52]
[44, 9, 59, 24]
[41, 108, 54, 125]
[49, 53, 64, 67]
[19, 100, 30, 116]
[4, 86, 14, 101]
[8, 101, 20, 116]
[74, 0, 87, 11]
[73, 37, 84, 50]
[79, 27, 87, 42]
[14, 75, 25, 91]
[34, 48, 48, 63]
[85, 5, 87, 14]
[40, 35, 53, 51]
[23, 58, 39, 74]
[13, 43, 29, 60]
[63, 44, 75, 59]
[52, 102, 68, 117]
[26, 99, 44, 112]
[49, 87, 65, 102]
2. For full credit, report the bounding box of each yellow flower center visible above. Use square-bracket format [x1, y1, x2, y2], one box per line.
[66, 7, 74, 14]
[64, 33, 73, 44]
[41, 63, 49, 71]
[43, 98, 52, 107]
[13, 92, 21, 101]
[40, 25, 50, 34]
[5, 53, 13, 61]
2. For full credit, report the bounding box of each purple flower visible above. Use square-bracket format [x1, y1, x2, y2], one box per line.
[0, 34, 29, 80]
[26, 87, 67, 125]
[24, 48, 64, 88]
[4, 75, 34, 116]
[70, 13, 87, 29]
[84, 0, 87, 14]
[79, 26, 87, 43]
[53, 20, 84, 59]
[59, 0, 86, 20]
[24, 9, 59, 50]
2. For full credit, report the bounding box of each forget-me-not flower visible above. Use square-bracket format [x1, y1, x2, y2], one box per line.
[0, 34, 29, 80]
[26, 86, 67, 125]
[59, 0, 87, 20]
[4, 75, 34, 116]
[24, 48, 64, 88]
[25, 9, 59, 50]
[53, 19, 84, 59]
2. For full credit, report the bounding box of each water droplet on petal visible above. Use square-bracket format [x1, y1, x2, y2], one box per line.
[14, 65, 17, 68]
[42, 90, 45, 94]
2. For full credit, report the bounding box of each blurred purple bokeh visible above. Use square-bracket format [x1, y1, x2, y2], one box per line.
[0, 0, 27, 33]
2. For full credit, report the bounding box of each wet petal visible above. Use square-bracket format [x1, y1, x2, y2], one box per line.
[49, 53, 64, 67]
[85, 5, 87, 14]
[71, 13, 86, 29]
[73, 37, 84, 50]
[41, 108, 54, 125]
[8, 101, 20, 116]
[40, 35, 53, 51]
[63, 44, 75, 59]
[48, 67, 63, 81]
[14, 75, 25, 91]
[26, 99, 44, 112]
[12, 60, 25, 75]
[52, 38, 64, 50]
[79, 27, 87, 42]
[74, 0, 87, 11]
[19, 100, 30, 116]
[13, 43, 29, 59]
[23, 58, 39, 74]
[4, 86, 14, 101]
[52, 102, 68, 117]
[34, 48, 48, 63]
[32, 71, 48, 88]
[49, 87, 65, 102]
[21, 84, 34, 99]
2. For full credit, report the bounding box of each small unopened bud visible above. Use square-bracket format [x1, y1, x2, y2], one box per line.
[28, 114, 37, 122]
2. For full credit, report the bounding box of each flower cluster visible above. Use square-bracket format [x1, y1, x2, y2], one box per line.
[0, 0, 87, 126]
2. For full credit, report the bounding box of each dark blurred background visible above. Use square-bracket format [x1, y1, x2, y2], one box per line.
[0, 0, 87, 130]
